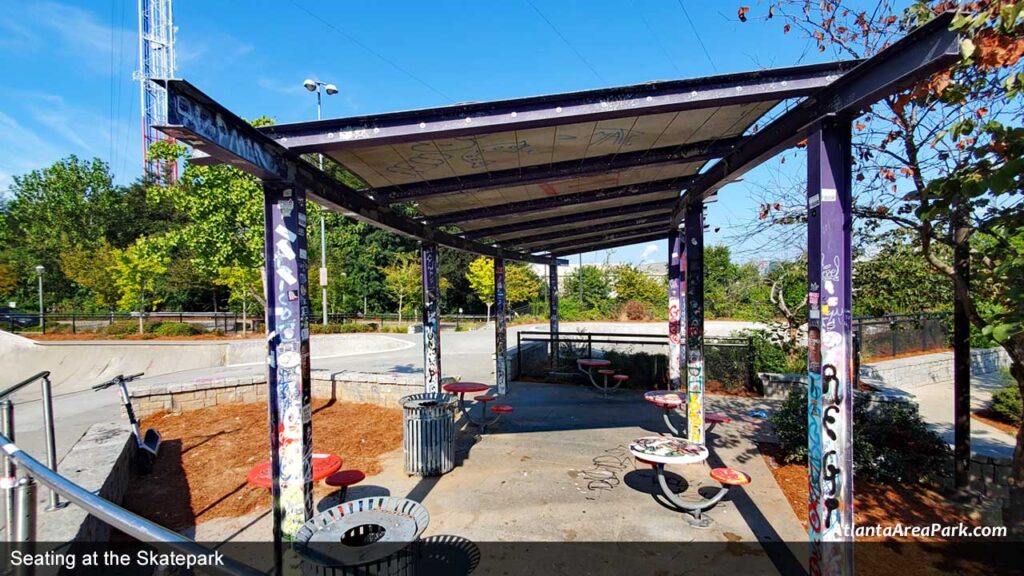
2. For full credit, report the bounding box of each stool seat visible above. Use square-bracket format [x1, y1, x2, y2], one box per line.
[612, 374, 629, 381]
[325, 469, 366, 488]
[705, 412, 731, 424]
[474, 395, 496, 402]
[597, 369, 616, 375]
[709, 467, 751, 486]
[490, 404, 514, 414]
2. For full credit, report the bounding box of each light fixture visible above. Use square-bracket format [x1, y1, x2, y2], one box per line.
[303, 79, 317, 92]
[325, 83, 339, 95]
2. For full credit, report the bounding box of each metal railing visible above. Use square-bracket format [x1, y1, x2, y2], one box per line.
[852, 312, 948, 361]
[0, 432, 263, 576]
[3, 311, 260, 335]
[0, 371, 63, 518]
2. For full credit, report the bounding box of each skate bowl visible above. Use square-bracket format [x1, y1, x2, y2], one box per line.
[0, 331, 412, 399]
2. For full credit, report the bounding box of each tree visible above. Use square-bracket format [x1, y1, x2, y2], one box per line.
[59, 240, 121, 310]
[466, 256, 544, 321]
[382, 254, 421, 323]
[561, 265, 612, 308]
[741, 0, 1024, 534]
[853, 231, 953, 317]
[610, 264, 665, 306]
[110, 237, 169, 333]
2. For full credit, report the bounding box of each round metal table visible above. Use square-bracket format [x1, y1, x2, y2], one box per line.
[442, 382, 494, 426]
[643, 390, 686, 437]
[246, 453, 342, 489]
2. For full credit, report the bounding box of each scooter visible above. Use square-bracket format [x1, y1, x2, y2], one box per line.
[92, 373, 161, 474]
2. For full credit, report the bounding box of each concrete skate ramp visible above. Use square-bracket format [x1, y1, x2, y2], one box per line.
[0, 331, 411, 399]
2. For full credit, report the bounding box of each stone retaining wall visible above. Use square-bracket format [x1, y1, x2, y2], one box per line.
[37, 422, 136, 543]
[970, 454, 1014, 520]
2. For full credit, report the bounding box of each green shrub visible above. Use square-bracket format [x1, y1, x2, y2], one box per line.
[310, 323, 376, 334]
[153, 322, 202, 337]
[104, 320, 161, 335]
[771, 387, 951, 484]
[618, 300, 653, 321]
[991, 369, 1022, 424]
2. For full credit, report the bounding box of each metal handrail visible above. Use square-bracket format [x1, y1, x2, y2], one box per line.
[0, 433, 263, 576]
[0, 371, 51, 401]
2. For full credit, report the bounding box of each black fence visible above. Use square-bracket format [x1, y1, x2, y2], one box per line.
[853, 313, 948, 361]
[1, 311, 260, 335]
[515, 331, 756, 393]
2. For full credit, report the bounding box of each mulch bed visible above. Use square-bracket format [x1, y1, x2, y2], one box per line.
[972, 409, 1020, 436]
[121, 400, 402, 531]
[758, 442, 1003, 575]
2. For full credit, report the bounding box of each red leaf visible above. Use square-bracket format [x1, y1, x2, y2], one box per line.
[855, 122, 866, 131]
[976, 107, 988, 118]
[795, 138, 807, 149]
[738, 6, 749, 22]
[768, 5, 774, 18]
[784, 23, 791, 34]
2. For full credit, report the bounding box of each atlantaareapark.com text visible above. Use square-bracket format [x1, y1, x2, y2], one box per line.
[844, 523, 1007, 538]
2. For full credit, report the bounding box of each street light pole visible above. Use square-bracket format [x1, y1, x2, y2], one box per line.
[35, 265, 44, 328]
[303, 79, 338, 326]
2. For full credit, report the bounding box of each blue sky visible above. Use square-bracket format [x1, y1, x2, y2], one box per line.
[0, 1, 888, 264]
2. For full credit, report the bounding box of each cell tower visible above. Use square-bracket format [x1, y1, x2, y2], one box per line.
[137, 0, 177, 182]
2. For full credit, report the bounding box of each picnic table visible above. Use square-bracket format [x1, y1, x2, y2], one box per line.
[576, 358, 626, 394]
[246, 453, 343, 489]
[643, 390, 686, 437]
[442, 381, 495, 426]
[629, 436, 748, 528]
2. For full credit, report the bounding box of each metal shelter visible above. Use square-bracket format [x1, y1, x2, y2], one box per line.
[156, 12, 958, 575]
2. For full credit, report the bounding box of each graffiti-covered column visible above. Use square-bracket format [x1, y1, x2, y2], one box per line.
[806, 117, 854, 576]
[495, 257, 508, 395]
[549, 263, 559, 367]
[668, 228, 683, 390]
[683, 204, 705, 443]
[262, 182, 313, 543]
[421, 242, 441, 393]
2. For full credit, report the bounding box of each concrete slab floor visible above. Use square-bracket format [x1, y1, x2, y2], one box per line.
[198, 382, 807, 575]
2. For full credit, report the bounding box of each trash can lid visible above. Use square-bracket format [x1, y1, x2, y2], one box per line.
[294, 497, 430, 567]
[399, 392, 455, 409]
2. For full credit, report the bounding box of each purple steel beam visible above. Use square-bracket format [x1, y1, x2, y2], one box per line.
[549, 263, 559, 367]
[155, 80, 566, 267]
[262, 182, 313, 543]
[683, 203, 705, 444]
[421, 242, 442, 392]
[494, 258, 508, 395]
[375, 137, 739, 202]
[425, 177, 691, 226]
[511, 218, 672, 250]
[261, 62, 857, 153]
[806, 118, 854, 575]
[671, 12, 959, 224]
[537, 224, 672, 254]
[464, 198, 675, 240]
[668, 229, 682, 390]
[550, 231, 669, 257]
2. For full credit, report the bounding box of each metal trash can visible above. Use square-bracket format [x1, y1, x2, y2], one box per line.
[293, 496, 430, 576]
[399, 393, 455, 476]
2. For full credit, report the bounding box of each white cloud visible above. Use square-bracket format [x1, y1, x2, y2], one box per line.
[0, 111, 65, 196]
[640, 244, 659, 261]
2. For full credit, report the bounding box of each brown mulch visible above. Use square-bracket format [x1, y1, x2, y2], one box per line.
[972, 409, 1020, 436]
[757, 442, 1001, 576]
[28, 332, 261, 341]
[121, 400, 402, 531]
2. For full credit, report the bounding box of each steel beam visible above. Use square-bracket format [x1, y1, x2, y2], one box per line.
[375, 137, 739, 202]
[539, 224, 672, 254]
[806, 118, 854, 576]
[549, 263, 559, 367]
[464, 198, 675, 240]
[550, 231, 669, 257]
[421, 242, 442, 392]
[262, 182, 313, 542]
[671, 12, 959, 224]
[683, 204, 705, 444]
[425, 177, 689, 226]
[668, 229, 683, 390]
[494, 258, 508, 395]
[501, 216, 671, 248]
[261, 62, 858, 153]
[155, 80, 565, 266]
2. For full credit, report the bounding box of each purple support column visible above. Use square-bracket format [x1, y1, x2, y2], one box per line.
[421, 242, 441, 393]
[806, 117, 854, 576]
[262, 182, 313, 545]
[668, 228, 683, 390]
[683, 204, 705, 443]
[549, 263, 559, 367]
[495, 257, 508, 394]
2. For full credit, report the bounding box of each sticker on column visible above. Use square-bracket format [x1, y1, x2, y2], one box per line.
[809, 194, 820, 209]
[277, 267, 298, 286]
[276, 239, 296, 260]
[821, 187, 837, 202]
[275, 224, 297, 241]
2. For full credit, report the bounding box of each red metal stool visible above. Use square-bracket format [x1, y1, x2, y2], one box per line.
[709, 467, 751, 486]
[325, 469, 366, 502]
[474, 395, 495, 422]
[705, 412, 731, 434]
[482, 404, 514, 434]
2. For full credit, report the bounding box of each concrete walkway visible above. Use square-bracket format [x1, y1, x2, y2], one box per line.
[195, 383, 805, 575]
